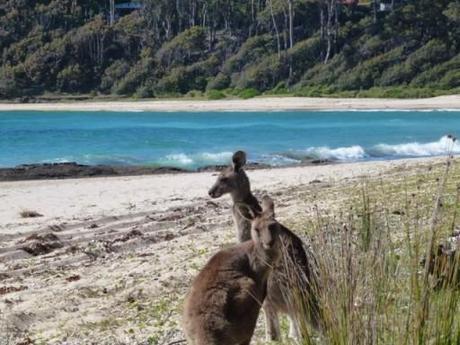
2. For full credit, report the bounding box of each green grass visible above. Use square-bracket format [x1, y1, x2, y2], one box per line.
[287, 155, 460, 345]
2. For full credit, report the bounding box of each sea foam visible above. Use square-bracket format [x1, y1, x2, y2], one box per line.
[372, 136, 460, 157]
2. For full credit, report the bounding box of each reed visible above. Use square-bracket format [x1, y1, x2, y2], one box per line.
[282, 150, 460, 345]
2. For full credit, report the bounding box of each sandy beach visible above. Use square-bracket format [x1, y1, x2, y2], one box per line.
[0, 156, 449, 345]
[1, 95, 460, 112]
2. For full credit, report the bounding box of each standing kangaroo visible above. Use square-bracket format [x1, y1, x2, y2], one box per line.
[208, 151, 320, 341]
[182, 197, 281, 345]
[208, 151, 261, 242]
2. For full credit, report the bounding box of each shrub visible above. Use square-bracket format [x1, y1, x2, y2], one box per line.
[237, 88, 260, 99]
[56, 64, 85, 93]
[439, 70, 460, 89]
[293, 85, 335, 97]
[233, 54, 285, 91]
[156, 26, 207, 68]
[336, 47, 404, 90]
[156, 56, 219, 95]
[287, 37, 322, 82]
[113, 57, 154, 95]
[100, 60, 131, 93]
[206, 73, 231, 91]
[379, 39, 449, 86]
[207, 89, 226, 100]
[222, 34, 276, 75]
[186, 90, 204, 98]
[134, 85, 153, 98]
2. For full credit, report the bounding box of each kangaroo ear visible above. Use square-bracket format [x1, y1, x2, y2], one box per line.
[261, 195, 275, 218]
[232, 151, 247, 172]
[235, 203, 256, 221]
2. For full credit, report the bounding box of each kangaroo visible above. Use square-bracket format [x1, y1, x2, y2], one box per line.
[424, 230, 460, 289]
[182, 196, 281, 345]
[208, 151, 321, 342]
[208, 151, 261, 243]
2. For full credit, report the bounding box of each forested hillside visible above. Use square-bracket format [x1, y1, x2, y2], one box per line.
[1, 0, 460, 100]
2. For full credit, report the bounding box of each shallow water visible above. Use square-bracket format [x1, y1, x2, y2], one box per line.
[1, 110, 460, 169]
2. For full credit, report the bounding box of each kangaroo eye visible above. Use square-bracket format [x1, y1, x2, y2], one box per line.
[220, 177, 229, 183]
[268, 224, 276, 232]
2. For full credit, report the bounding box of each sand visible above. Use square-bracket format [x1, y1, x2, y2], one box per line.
[0, 157, 446, 344]
[1, 95, 460, 112]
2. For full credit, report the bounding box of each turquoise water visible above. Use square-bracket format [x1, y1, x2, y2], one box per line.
[1, 110, 460, 169]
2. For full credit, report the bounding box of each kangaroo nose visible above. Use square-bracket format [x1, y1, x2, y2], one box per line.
[208, 189, 215, 197]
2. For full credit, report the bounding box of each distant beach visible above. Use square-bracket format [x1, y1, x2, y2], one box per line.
[1, 95, 460, 112]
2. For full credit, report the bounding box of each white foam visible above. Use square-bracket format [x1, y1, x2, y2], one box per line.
[197, 152, 233, 162]
[373, 136, 460, 157]
[160, 151, 235, 167]
[260, 154, 301, 166]
[164, 153, 194, 165]
[304, 145, 366, 160]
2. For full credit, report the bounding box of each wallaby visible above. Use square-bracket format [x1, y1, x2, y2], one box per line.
[208, 151, 321, 342]
[423, 230, 460, 289]
[208, 151, 261, 242]
[182, 196, 281, 345]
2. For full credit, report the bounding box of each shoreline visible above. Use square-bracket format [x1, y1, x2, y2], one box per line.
[0, 160, 331, 182]
[1, 95, 460, 112]
[0, 157, 443, 182]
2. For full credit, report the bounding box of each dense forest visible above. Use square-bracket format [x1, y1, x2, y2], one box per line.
[1, 0, 460, 100]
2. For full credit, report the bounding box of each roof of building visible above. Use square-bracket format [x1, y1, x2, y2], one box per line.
[115, 2, 143, 10]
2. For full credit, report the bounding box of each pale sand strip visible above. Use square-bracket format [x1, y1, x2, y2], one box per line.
[0, 95, 460, 112]
[0, 157, 441, 236]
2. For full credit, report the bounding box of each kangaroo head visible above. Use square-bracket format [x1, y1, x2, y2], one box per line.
[237, 195, 280, 252]
[208, 151, 250, 200]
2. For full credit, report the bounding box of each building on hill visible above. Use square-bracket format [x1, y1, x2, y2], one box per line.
[109, 1, 143, 25]
[115, 2, 143, 12]
[338, 0, 359, 5]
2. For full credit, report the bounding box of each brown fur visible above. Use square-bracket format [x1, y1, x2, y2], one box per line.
[425, 230, 460, 289]
[182, 197, 281, 345]
[208, 151, 262, 242]
[208, 151, 321, 341]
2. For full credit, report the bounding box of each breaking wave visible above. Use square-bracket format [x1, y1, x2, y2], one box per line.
[371, 136, 460, 158]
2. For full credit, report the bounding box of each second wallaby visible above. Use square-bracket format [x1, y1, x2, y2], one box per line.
[182, 196, 281, 345]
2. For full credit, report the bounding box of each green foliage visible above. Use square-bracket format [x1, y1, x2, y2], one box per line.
[206, 73, 231, 91]
[1, 0, 460, 99]
[56, 64, 86, 93]
[156, 26, 207, 68]
[336, 47, 404, 90]
[207, 89, 226, 100]
[222, 34, 276, 76]
[236, 88, 260, 99]
[156, 56, 220, 95]
[233, 54, 285, 91]
[100, 60, 131, 93]
[379, 39, 449, 86]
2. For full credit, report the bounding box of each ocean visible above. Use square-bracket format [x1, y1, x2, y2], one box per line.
[1, 110, 460, 169]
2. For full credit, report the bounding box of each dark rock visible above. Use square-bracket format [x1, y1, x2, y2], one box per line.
[19, 233, 63, 256]
[19, 210, 43, 218]
[0, 285, 28, 295]
[113, 229, 143, 243]
[0, 162, 189, 181]
[65, 274, 81, 282]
